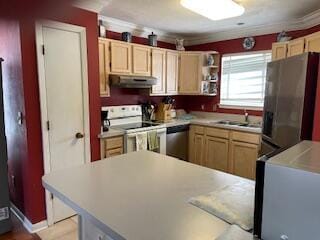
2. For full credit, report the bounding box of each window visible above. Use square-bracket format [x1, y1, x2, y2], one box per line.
[220, 51, 271, 109]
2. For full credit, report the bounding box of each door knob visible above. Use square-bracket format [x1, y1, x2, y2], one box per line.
[75, 133, 84, 139]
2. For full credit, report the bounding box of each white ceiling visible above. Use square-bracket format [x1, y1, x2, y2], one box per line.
[76, 0, 320, 45]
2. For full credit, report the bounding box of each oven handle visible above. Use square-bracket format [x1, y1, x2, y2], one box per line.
[126, 128, 167, 138]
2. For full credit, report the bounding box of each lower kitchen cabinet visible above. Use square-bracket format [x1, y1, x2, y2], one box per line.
[100, 136, 124, 159]
[189, 125, 260, 179]
[229, 141, 259, 180]
[189, 133, 205, 166]
[204, 136, 229, 173]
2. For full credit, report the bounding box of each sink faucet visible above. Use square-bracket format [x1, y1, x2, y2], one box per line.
[244, 110, 249, 123]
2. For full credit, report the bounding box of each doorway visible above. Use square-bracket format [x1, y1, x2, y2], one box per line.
[36, 21, 91, 225]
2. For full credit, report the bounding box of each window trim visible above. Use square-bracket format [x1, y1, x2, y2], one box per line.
[219, 50, 271, 110]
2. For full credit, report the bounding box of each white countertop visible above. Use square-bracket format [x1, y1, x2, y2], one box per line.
[43, 151, 252, 240]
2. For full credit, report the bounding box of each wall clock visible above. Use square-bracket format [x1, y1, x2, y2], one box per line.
[243, 37, 256, 50]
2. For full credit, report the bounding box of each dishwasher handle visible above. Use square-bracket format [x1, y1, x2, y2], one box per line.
[167, 124, 189, 134]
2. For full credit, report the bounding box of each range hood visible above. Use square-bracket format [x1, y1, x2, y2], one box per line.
[110, 74, 157, 88]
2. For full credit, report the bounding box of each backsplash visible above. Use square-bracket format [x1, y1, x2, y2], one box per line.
[101, 87, 188, 109]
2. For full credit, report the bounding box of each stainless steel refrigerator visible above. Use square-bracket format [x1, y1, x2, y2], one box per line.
[0, 58, 11, 234]
[254, 53, 320, 238]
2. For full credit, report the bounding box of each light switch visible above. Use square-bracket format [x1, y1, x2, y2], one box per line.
[17, 112, 23, 125]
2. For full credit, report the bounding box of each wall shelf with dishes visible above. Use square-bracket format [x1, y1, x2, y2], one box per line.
[201, 52, 220, 96]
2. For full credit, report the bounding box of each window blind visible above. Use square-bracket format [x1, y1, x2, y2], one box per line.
[220, 51, 272, 108]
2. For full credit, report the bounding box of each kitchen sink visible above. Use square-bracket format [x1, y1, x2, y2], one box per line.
[215, 120, 261, 128]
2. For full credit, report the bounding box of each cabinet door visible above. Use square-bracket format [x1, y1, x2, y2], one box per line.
[305, 32, 320, 53]
[205, 136, 229, 172]
[132, 45, 151, 76]
[287, 38, 305, 57]
[271, 42, 288, 61]
[179, 53, 202, 94]
[230, 141, 259, 180]
[98, 39, 110, 97]
[151, 49, 166, 94]
[106, 148, 123, 158]
[110, 41, 132, 74]
[166, 51, 179, 94]
[189, 127, 205, 165]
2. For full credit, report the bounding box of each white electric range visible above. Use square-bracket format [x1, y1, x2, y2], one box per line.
[102, 105, 167, 154]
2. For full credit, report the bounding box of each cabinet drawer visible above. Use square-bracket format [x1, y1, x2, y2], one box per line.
[191, 125, 205, 134]
[206, 127, 229, 139]
[106, 148, 123, 158]
[231, 131, 260, 145]
[106, 137, 123, 150]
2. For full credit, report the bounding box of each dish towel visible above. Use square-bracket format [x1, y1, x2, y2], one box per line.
[147, 131, 159, 151]
[136, 133, 148, 151]
[189, 181, 255, 231]
[215, 225, 254, 240]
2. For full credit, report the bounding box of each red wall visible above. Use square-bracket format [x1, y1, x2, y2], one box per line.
[0, 20, 29, 218]
[0, 7, 101, 224]
[185, 25, 320, 116]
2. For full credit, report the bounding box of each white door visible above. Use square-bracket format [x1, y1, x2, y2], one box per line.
[36, 21, 91, 224]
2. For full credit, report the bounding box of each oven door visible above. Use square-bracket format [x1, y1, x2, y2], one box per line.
[125, 128, 167, 154]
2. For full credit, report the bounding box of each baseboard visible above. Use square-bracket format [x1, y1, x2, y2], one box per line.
[10, 203, 48, 233]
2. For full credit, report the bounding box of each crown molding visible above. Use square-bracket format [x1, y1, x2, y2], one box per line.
[184, 9, 320, 46]
[76, 1, 320, 47]
[73, 0, 110, 13]
[98, 16, 181, 44]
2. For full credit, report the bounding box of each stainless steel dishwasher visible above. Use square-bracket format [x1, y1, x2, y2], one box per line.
[166, 124, 189, 161]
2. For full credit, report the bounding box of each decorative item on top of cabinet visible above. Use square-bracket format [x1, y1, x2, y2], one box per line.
[176, 39, 185, 51]
[179, 52, 203, 95]
[100, 136, 124, 159]
[287, 38, 305, 58]
[151, 49, 166, 95]
[271, 42, 288, 61]
[305, 31, 320, 53]
[110, 41, 132, 74]
[98, 38, 110, 97]
[132, 45, 151, 76]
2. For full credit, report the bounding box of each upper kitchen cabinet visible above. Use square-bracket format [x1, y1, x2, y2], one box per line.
[132, 45, 151, 76]
[99, 39, 110, 97]
[305, 32, 320, 53]
[151, 49, 166, 95]
[272, 42, 288, 61]
[179, 52, 202, 94]
[287, 38, 305, 57]
[166, 51, 179, 95]
[110, 41, 132, 74]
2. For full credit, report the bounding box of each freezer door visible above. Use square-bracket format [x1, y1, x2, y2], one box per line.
[263, 54, 309, 148]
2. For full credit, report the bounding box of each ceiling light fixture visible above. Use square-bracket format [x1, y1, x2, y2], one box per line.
[180, 0, 245, 21]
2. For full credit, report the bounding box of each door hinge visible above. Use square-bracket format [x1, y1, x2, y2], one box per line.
[42, 45, 45, 55]
[50, 193, 54, 200]
[46, 121, 50, 131]
[109, 62, 112, 68]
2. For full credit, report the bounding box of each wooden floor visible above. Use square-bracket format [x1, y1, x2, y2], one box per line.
[0, 215, 40, 240]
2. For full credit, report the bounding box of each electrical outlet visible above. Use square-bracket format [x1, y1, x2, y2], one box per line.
[201, 104, 205, 110]
[212, 104, 217, 112]
[11, 175, 15, 188]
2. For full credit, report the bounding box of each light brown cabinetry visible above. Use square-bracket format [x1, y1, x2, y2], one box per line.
[100, 136, 124, 159]
[204, 136, 229, 172]
[230, 141, 259, 180]
[305, 32, 320, 53]
[272, 31, 320, 60]
[110, 41, 132, 74]
[179, 53, 202, 94]
[98, 39, 110, 96]
[271, 42, 288, 61]
[166, 51, 179, 94]
[287, 38, 305, 57]
[189, 125, 260, 179]
[132, 45, 151, 76]
[151, 49, 166, 94]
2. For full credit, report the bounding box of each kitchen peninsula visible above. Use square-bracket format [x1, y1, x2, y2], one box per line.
[42, 151, 253, 240]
